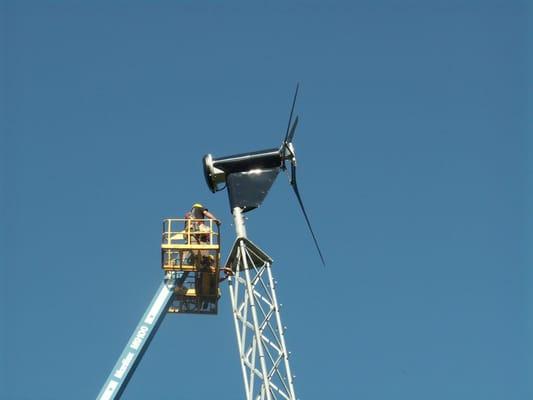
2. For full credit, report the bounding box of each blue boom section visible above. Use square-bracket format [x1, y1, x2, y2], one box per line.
[96, 278, 176, 400]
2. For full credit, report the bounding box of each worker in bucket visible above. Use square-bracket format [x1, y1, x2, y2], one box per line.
[185, 203, 219, 265]
[187, 203, 220, 243]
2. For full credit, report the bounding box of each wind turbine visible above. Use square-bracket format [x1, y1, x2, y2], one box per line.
[203, 83, 324, 400]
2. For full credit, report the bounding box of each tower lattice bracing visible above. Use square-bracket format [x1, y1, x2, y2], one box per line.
[226, 208, 296, 400]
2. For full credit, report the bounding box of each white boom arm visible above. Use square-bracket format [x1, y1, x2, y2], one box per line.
[96, 273, 178, 400]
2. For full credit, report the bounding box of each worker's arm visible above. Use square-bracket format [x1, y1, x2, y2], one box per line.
[203, 210, 220, 224]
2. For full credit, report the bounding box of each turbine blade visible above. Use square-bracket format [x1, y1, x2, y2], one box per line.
[284, 83, 300, 143]
[287, 116, 298, 144]
[291, 164, 326, 266]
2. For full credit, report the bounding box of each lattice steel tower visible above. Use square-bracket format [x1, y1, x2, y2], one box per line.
[225, 208, 296, 400]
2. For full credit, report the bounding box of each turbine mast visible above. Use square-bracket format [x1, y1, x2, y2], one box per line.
[226, 207, 297, 400]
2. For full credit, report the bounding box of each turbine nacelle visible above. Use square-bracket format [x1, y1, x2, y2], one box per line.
[203, 148, 284, 194]
[203, 144, 296, 213]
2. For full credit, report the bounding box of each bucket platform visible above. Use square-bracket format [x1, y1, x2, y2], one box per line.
[161, 218, 221, 315]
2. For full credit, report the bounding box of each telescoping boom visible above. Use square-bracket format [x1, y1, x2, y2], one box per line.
[96, 275, 177, 400]
[97, 219, 222, 399]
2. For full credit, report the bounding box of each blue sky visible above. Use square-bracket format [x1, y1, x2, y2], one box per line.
[1, 1, 531, 399]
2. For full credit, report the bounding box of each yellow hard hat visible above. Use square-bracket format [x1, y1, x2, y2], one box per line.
[192, 203, 204, 208]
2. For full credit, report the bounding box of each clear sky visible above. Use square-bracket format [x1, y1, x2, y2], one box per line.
[1, 1, 530, 399]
